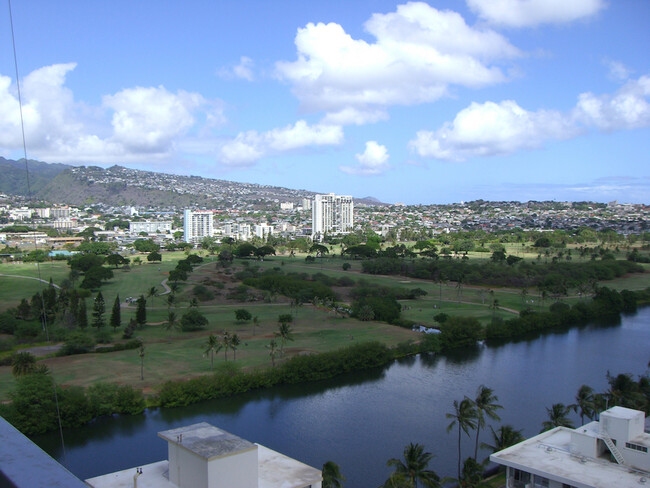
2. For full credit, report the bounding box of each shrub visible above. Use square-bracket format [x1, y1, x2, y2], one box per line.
[192, 284, 215, 302]
[58, 331, 96, 356]
[180, 309, 208, 331]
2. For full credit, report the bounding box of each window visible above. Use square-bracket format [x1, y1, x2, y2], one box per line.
[512, 469, 531, 482]
[625, 442, 648, 453]
[534, 475, 550, 487]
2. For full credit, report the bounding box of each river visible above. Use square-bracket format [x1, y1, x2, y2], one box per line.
[33, 308, 649, 487]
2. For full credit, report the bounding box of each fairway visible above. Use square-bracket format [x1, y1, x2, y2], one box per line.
[0, 250, 648, 402]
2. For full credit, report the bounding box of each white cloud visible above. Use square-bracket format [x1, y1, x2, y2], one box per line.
[604, 59, 633, 82]
[103, 86, 203, 152]
[217, 120, 343, 166]
[410, 74, 650, 161]
[466, 0, 606, 27]
[218, 56, 255, 81]
[0, 63, 226, 165]
[574, 75, 650, 131]
[409, 100, 574, 161]
[340, 141, 390, 175]
[276, 2, 519, 123]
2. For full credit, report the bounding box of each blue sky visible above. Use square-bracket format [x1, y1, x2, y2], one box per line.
[1, 0, 648, 204]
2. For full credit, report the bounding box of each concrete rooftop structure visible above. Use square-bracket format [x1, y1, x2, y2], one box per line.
[86, 422, 322, 488]
[491, 406, 649, 488]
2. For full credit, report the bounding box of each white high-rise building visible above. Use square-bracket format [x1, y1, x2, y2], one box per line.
[183, 210, 214, 244]
[312, 193, 353, 240]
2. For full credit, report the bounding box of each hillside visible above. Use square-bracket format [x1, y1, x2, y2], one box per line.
[0, 157, 70, 196]
[0, 158, 382, 208]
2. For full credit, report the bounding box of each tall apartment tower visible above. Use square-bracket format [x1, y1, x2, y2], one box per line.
[311, 193, 353, 240]
[183, 209, 214, 243]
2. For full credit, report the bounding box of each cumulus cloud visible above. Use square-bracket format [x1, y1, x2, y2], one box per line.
[103, 86, 204, 152]
[276, 2, 519, 123]
[410, 74, 650, 161]
[218, 56, 255, 81]
[217, 120, 343, 166]
[0, 63, 226, 164]
[574, 75, 650, 131]
[466, 0, 606, 27]
[340, 141, 390, 175]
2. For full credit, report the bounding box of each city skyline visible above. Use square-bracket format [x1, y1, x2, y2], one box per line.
[0, 1, 648, 205]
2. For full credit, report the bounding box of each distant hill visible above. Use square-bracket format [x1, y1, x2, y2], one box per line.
[0, 158, 383, 208]
[0, 157, 70, 196]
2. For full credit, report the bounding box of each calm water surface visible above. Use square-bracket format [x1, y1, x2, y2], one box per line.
[34, 308, 650, 487]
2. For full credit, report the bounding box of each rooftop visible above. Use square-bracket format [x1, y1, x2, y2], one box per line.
[157, 422, 256, 460]
[490, 427, 649, 488]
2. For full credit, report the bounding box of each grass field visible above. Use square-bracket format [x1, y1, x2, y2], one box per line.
[0, 250, 647, 401]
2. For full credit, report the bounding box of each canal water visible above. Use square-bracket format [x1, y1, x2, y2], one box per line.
[33, 308, 649, 487]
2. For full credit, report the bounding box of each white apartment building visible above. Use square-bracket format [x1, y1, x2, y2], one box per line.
[50, 207, 71, 219]
[183, 209, 214, 244]
[311, 193, 354, 240]
[491, 406, 650, 488]
[129, 221, 173, 235]
[86, 422, 322, 488]
[280, 202, 294, 210]
[222, 223, 251, 241]
[254, 223, 274, 239]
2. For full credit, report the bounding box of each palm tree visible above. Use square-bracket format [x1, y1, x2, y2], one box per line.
[204, 334, 222, 370]
[453, 457, 490, 488]
[574, 384, 596, 424]
[147, 286, 158, 307]
[446, 398, 478, 480]
[11, 351, 36, 377]
[481, 425, 524, 454]
[322, 461, 345, 488]
[164, 310, 178, 341]
[385, 443, 440, 488]
[252, 315, 259, 336]
[230, 333, 241, 361]
[137, 338, 145, 380]
[276, 321, 294, 356]
[267, 338, 278, 367]
[222, 331, 231, 361]
[472, 385, 502, 460]
[541, 403, 574, 431]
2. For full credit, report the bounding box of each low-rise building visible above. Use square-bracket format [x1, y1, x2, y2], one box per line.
[491, 406, 650, 488]
[86, 422, 322, 488]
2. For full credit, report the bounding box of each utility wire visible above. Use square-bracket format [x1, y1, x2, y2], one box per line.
[7, 0, 66, 464]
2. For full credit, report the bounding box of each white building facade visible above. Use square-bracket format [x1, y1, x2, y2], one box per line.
[183, 210, 214, 244]
[311, 193, 353, 240]
[491, 406, 650, 488]
[129, 221, 173, 235]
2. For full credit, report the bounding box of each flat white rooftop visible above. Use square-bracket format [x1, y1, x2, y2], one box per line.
[490, 427, 650, 488]
[85, 444, 321, 488]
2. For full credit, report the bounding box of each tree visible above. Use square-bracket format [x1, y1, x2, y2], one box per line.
[447, 398, 478, 480]
[81, 265, 114, 289]
[147, 251, 162, 263]
[164, 310, 179, 340]
[541, 403, 575, 431]
[481, 425, 524, 455]
[230, 333, 241, 361]
[574, 384, 596, 424]
[252, 315, 259, 335]
[133, 239, 159, 253]
[92, 291, 106, 328]
[107, 253, 127, 268]
[472, 385, 502, 460]
[267, 338, 278, 367]
[235, 309, 252, 323]
[78, 299, 88, 329]
[147, 286, 158, 307]
[135, 295, 147, 327]
[110, 295, 121, 331]
[12, 352, 36, 377]
[453, 457, 490, 488]
[322, 461, 345, 488]
[309, 243, 329, 258]
[180, 309, 208, 331]
[137, 338, 145, 380]
[385, 443, 440, 488]
[204, 334, 222, 370]
[276, 318, 294, 356]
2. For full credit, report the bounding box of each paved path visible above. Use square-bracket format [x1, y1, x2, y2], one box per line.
[0, 273, 61, 289]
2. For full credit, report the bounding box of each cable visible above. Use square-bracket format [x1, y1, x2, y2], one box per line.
[7, 0, 65, 463]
